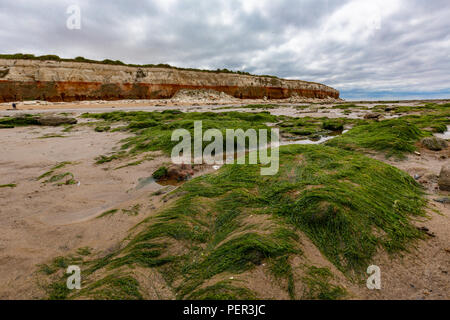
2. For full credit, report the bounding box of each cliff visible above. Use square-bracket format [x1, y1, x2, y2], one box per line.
[0, 59, 339, 102]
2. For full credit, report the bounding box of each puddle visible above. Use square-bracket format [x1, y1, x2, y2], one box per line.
[280, 135, 336, 145]
[280, 130, 348, 146]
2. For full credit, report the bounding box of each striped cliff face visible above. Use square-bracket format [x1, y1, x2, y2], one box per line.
[0, 59, 339, 102]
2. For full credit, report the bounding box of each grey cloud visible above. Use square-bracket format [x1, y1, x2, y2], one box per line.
[0, 0, 449, 99]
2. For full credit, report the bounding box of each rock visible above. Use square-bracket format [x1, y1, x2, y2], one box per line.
[417, 226, 436, 237]
[37, 115, 77, 126]
[434, 197, 450, 204]
[364, 113, 382, 120]
[438, 164, 450, 191]
[414, 174, 422, 180]
[167, 164, 194, 181]
[421, 137, 448, 151]
[414, 151, 421, 156]
[0, 67, 9, 78]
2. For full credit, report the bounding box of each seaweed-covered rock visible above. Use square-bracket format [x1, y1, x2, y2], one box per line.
[438, 164, 450, 191]
[167, 164, 194, 181]
[152, 164, 194, 182]
[421, 137, 448, 151]
[323, 120, 344, 131]
[37, 116, 77, 126]
[152, 166, 168, 180]
[364, 113, 382, 120]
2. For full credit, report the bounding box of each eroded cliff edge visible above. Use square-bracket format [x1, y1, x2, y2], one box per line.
[0, 59, 339, 102]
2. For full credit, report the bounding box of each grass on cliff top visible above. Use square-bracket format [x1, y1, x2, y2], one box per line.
[46, 144, 427, 300]
[326, 119, 428, 158]
[82, 110, 279, 161]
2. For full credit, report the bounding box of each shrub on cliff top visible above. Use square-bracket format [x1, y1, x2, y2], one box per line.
[0, 53, 276, 78]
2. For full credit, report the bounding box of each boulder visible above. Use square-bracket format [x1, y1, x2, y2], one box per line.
[364, 113, 382, 120]
[438, 164, 450, 191]
[421, 137, 448, 151]
[37, 116, 77, 126]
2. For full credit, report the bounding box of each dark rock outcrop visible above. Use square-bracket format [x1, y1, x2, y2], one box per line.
[37, 116, 77, 126]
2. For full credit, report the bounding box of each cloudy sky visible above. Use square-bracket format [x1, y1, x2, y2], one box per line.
[1, 0, 449, 100]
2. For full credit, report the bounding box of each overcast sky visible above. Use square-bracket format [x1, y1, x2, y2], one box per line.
[1, 0, 449, 100]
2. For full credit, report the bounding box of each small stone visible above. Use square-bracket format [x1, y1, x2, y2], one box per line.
[414, 174, 422, 180]
[414, 151, 421, 156]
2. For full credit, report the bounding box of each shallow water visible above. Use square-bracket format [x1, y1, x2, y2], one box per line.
[435, 126, 450, 140]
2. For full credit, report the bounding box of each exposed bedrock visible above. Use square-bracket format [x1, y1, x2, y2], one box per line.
[0, 59, 339, 102]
